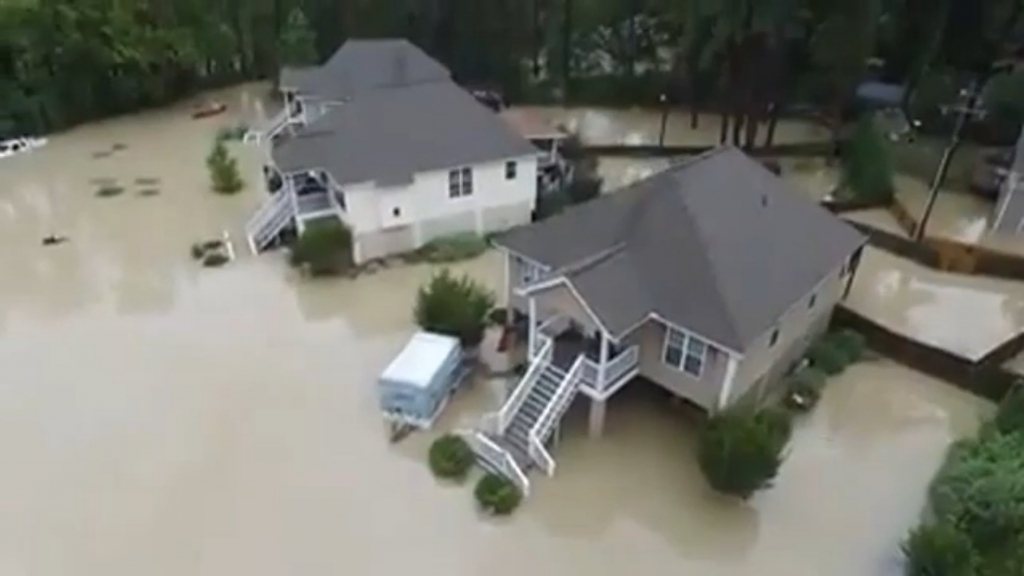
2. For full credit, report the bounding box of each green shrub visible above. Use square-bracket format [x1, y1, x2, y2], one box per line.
[697, 407, 793, 499]
[474, 472, 523, 515]
[564, 176, 602, 204]
[414, 269, 495, 347]
[902, 520, 978, 576]
[808, 338, 848, 375]
[994, 384, 1024, 436]
[488, 308, 509, 326]
[289, 219, 353, 276]
[839, 114, 894, 203]
[929, 432, 1024, 554]
[416, 233, 488, 263]
[206, 140, 244, 194]
[535, 189, 570, 220]
[831, 329, 866, 364]
[428, 434, 475, 481]
[784, 367, 827, 411]
[190, 242, 206, 260]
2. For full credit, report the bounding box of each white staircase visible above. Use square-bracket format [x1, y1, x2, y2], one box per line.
[244, 108, 299, 147]
[245, 191, 294, 253]
[468, 338, 586, 491]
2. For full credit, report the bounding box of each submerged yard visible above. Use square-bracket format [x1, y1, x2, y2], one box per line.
[0, 89, 993, 575]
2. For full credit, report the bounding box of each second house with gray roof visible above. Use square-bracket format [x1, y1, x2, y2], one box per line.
[467, 148, 866, 482]
[244, 39, 539, 262]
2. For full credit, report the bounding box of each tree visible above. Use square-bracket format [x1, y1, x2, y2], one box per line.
[414, 269, 495, 347]
[840, 114, 894, 202]
[206, 140, 244, 194]
[697, 407, 793, 499]
[902, 520, 978, 576]
[289, 219, 353, 276]
[278, 8, 318, 67]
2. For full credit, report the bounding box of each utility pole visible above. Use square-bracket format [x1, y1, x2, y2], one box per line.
[658, 93, 669, 147]
[913, 79, 985, 241]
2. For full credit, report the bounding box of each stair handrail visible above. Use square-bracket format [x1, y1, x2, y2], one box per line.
[496, 338, 552, 434]
[602, 345, 640, 390]
[456, 430, 530, 496]
[528, 355, 585, 476]
[245, 191, 292, 252]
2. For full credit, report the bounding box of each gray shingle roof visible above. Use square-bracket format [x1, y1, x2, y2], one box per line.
[272, 80, 539, 186]
[496, 147, 867, 351]
[280, 39, 451, 100]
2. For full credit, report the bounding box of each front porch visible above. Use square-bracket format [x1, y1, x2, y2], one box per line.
[526, 310, 640, 401]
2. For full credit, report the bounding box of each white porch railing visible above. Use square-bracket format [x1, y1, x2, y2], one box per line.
[457, 430, 530, 496]
[528, 355, 585, 476]
[604, 345, 640, 387]
[496, 338, 552, 434]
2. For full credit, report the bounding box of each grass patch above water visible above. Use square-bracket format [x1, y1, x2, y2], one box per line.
[95, 182, 125, 197]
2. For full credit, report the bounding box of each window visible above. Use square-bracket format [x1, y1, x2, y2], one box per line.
[448, 167, 474, 197]
[769, 328, 780, 347]
[662, 327, 708, 377]
[505, 161, 518, 180]
[808, 293, 817, 309]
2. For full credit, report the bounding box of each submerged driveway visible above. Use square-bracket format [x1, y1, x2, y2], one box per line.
[0, 88, 991, 576]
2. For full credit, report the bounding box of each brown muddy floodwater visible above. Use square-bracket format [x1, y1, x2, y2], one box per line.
[0, 86, 991, 576]
[515, 106, 830, 148]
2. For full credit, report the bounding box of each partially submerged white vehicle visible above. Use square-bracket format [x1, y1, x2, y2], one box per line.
[0, 137, 47, 159]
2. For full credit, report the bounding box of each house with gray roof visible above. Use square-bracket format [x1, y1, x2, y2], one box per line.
[467, 147, 866, 482]
[243, 39, 539, 261]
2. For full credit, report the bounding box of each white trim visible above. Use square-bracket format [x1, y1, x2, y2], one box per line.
[993, 174, 1017, 231]
[716, 354, 740, 410]
[516, 276, 615, 342]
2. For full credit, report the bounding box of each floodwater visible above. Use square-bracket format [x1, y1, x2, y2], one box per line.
[515, 106, 831, 148]
[0, 86, 990, 576]
[844, 247, 1024, 360]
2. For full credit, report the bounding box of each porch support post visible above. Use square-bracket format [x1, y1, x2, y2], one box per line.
[842, 246, 865, 301]
[503, 252, 511, 313]
[588, 398, 607, 439]
[528, 296, 537, 361]
[716, 355, 740, 411]
[598, 331, 610, 391]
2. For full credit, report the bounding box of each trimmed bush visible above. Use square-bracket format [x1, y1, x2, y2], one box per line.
[902, 520, 978, 576]
[831, 329, 866, 364]
[697, 407, 793, 499]
[994, 384, 1024, 435]
[428, 434, 475, 481]
[289, 219, 353, 276]
[929, 432, 1024, 554]
[206, 140, 244, 194]
[474, 473, 522, 515]
[416, 233, 488, 263]
[488, 307, 509, 326]
[784, 367, 827, 411]
[414, 269, 495, 347]
[807, 338, 848, 375]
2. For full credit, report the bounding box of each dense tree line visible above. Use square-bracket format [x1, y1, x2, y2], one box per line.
[1, 0, 1022, 141]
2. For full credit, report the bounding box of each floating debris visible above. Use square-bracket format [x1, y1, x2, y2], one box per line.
[191, 235, 233, 267]
[137, 188, 161, 197]
[111, 142, 127, 152]
[202, 252, 230, 267]
[135, 177, 161, 185]
[41, 235, 68, 246]
[91, 150, 113, 159]
[95, 183, 125, 197]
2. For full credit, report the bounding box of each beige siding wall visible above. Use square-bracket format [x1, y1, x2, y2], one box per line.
[728, 261, 850, 405]
[354, 227, 416, 263]
[419, 211, 477, 242]
[628, 320, 729, 410]
[482, 203, 533, 235]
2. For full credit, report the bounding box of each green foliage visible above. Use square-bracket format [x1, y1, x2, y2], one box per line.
[980, 73, 1024, 145]
[697, 407, 793, 499]
[206, 140, 244, 194]
[427, 434, 475, 481]
[289, 219, 353, 276]
[415, 233, 488, 264]
[994, 384, 1024, 436]
[929, 432, 1024, 554]
[902, 520, 979, 576]
[807, 338, 848, 376]
[278, 8, 318, 67]
[840, 115, 894, 203]
[784, 367, 828, 412]
[487, 308, 509, 326]
[564, 176, 602, 204]
[474, 473, 522, 515]
[831, 329, 866, 364]
[414, 269, 495, 347]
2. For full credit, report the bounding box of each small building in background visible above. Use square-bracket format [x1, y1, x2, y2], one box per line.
[499, 108, 572, 194]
